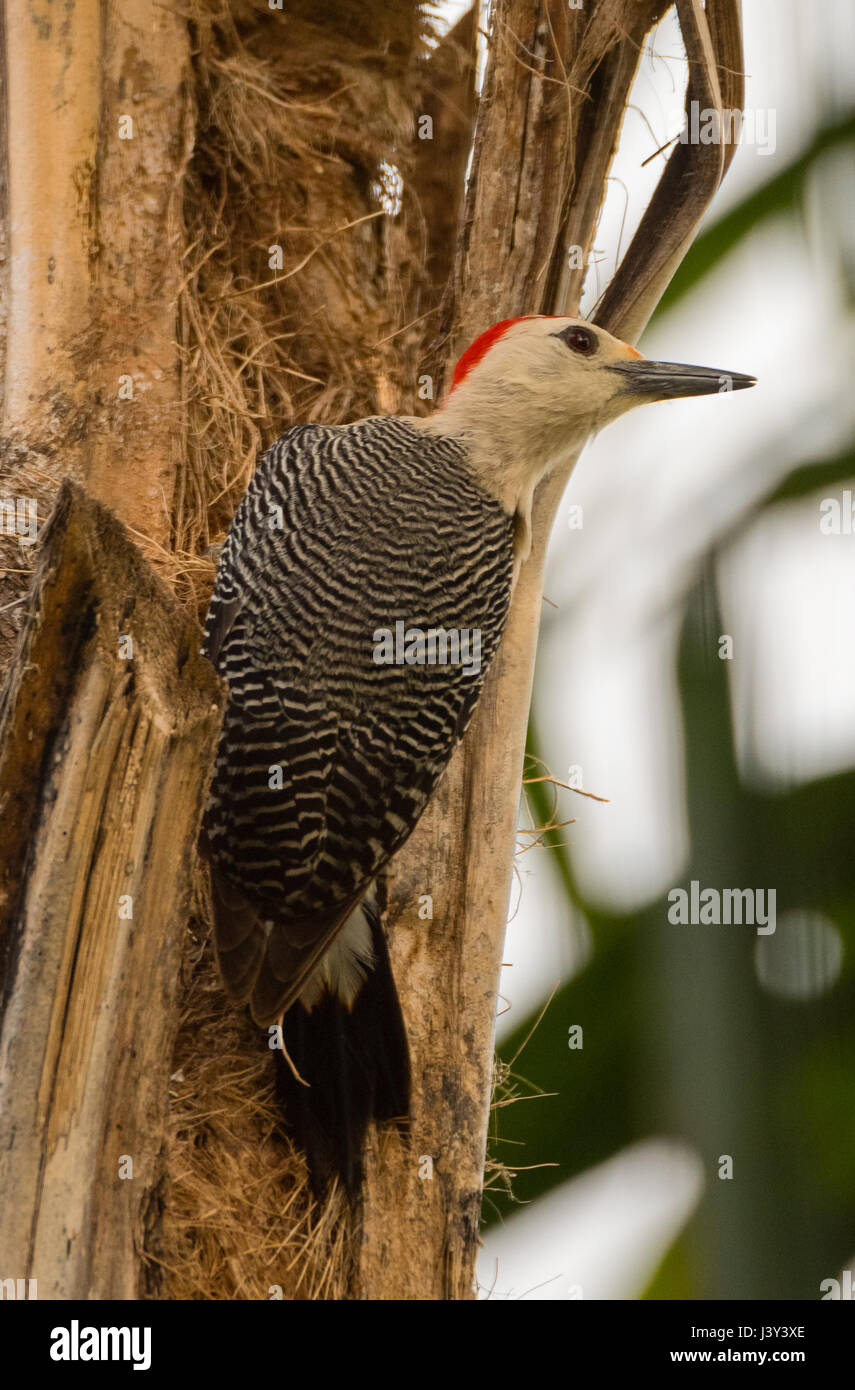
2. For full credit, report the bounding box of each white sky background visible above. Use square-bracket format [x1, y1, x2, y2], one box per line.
[431, 0, 855, 1298]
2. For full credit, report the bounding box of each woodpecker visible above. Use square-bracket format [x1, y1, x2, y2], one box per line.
[202, 314, 754, 1195]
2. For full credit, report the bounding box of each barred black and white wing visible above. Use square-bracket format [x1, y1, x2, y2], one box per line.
[203, 417, 514, 1027]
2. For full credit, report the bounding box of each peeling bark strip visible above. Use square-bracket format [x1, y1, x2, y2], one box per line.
[0, 481, 224, 1299]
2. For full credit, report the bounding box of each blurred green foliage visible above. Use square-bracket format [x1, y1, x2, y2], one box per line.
[485, 118, 855, 1300]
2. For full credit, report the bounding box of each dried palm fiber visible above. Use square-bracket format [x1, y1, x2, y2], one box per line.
[152, 0, 440, 1300]
[172, 0, 435, 588]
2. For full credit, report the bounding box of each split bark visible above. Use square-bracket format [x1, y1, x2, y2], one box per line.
[0, 481, 224, 1299]
[0, 0, 192, 671]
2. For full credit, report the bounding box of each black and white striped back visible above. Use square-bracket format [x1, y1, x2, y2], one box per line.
[203, 416, 514, 1026]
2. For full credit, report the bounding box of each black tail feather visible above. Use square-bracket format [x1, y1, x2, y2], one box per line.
[272, 911, 410, 1200]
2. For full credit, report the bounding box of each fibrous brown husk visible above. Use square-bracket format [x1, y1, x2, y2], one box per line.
[158, 0, 440, 1301]
[172, 0, 435, 590]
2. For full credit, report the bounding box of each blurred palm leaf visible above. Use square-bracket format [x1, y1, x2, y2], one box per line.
[656, 113, 855, 317]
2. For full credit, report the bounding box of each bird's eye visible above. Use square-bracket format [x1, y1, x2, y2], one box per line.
[563, 326, 597, 355]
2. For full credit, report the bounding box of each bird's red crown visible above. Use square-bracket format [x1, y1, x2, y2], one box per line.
[451, 316, 542, 391]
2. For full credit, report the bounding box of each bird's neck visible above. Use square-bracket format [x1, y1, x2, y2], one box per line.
[409, 384, 589, 563]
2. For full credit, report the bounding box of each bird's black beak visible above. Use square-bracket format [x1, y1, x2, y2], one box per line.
[609, 358, 756, 400]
